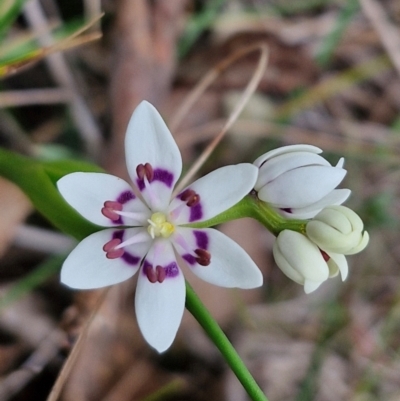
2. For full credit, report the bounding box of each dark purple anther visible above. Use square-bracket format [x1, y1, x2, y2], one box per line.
[103, 238, 124, 259]
[145, 265, 158, 283]
[320, 250, 330, 262]
[179, 189, 201, 207]
[101, 201, 123, 221]
[137, 166, 174, 190]
[194, 248, 211, 266]
[156, 265, 166, 283]
[144, 263, 168, 283]
[137, 163, 154, 182]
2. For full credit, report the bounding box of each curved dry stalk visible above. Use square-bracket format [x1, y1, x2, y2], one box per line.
[360, 0, 400, 78]
[46, 288, 109, 401]
[171, 43, 269, 194]
[22, 1, 103, 159]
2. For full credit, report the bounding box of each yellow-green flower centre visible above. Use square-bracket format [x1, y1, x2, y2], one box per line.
[147, 212, 175, 239]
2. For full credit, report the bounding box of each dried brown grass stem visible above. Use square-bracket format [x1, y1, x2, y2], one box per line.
[46, 289, 110, 401]
[172, 43, 269, 194]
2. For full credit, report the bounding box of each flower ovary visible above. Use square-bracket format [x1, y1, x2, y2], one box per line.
[147, 212, 175, 239]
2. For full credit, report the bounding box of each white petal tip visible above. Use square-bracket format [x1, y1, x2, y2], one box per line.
[304, 279, 322, 294]
[240, 270, 264, 289]
[336, 157, 346, 168]
[149, 339, 173, 353]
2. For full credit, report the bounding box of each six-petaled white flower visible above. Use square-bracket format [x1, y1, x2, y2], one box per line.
[57, 101, 263, 352]
[273, 229, 348, 294]
[253, 145, 351, 219]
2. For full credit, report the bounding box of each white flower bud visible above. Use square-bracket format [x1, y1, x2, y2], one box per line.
[273, 230, 347, 294]
[306, 206, 369, 255]
[254, 145, 350, 219]
[273, 230, 328, 291]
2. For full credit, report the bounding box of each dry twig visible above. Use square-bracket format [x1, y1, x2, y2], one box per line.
[23, 0, 103, 159]
[172, 43, 269, 193]
[360, 0, 400, 78]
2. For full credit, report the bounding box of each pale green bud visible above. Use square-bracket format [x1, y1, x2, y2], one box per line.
[273, 230, 348, 294]
[306, 206, 369, 255]
[273, 230, 328, 293]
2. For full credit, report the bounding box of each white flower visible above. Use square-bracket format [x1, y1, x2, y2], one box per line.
[253, 145, 351, 219]
[273, 230, 348, 294]
[306, 205, 369, 255]
[57, 101, 263, 353]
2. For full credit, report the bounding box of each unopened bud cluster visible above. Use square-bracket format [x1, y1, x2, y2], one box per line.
[253, 145, 369, 293]
[306, 206, 369, 255]
[253, 144, 350, 219]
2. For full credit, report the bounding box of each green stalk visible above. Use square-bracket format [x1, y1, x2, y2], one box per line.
[185, 282, 269, 401]
[185, 193, 307, 236]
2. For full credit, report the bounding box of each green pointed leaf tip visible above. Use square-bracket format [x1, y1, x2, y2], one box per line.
[0, 148, 102, 240]
[0, 0, 28, 39]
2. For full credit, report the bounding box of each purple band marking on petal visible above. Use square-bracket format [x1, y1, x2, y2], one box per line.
[194, 230, 208, 250]
[164, 262, 179, 278]
[142, 260, 152, 275]
[122, 252, 140, 265]
[112, 230, 124, 240]
[111, 230, 140, 265]
[142, 259, 179, 277]
[117, 190, 135, 204]
[153, 168, 174, 187]
[182, 254, 196, 265]
[112, 216, 123, 225]
[136, 179, 145, 191]
[189, 204, 203, 222]
[136, 168, 174, 192]
[112, 230, 140, 265]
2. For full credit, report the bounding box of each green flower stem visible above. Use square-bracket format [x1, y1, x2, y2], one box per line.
[186, 193, 307, 236]
[185, 282, 269, 401]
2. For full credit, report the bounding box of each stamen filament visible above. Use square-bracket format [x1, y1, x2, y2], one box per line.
[115, 231, 150, 249]
[143, 176, 158, 210]
[173, 231, 192, 253]
[169, 202, 186, 221]
[148, 227, 155, 239]
[147, 219, 157, 227]
[115, 210, 147, 222]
